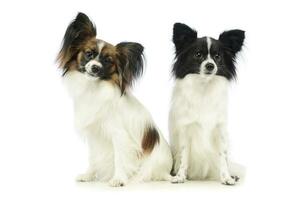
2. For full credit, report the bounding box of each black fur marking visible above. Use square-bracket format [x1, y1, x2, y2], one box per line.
[172, 23, 245, 80]
[217, 30, 245, 80]
[116, 42, 144, 94]
[173, 23, 197, 55]
[172, 37, 207, 78]
[219, 30, 245, 56]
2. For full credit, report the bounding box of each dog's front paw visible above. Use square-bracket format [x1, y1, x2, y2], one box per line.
[76, 173, 96, 182]
[171, 175, 186, 184]
[109, 178, 126, 187]
[221, 175, 239, 186]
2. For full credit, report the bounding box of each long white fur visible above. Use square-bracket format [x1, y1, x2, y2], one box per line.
[63, 71, 172, 186]
[169, 37, 237, 185]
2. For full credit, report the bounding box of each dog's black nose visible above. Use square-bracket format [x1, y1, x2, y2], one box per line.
[91, 65, 100, 73]
[205, 63, 215, 71]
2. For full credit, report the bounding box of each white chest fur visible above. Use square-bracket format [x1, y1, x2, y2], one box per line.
[170, 74, 229, 130]
[63, 71, 121, 133]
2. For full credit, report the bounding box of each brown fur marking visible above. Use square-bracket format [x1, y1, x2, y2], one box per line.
[142, 126, 160, 154]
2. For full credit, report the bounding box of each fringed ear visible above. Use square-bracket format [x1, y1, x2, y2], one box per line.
[116, 42, 144, 94]
[56, 12, 97, 74]
[219, 29, 245, 56]
[173, 23, 197, 54]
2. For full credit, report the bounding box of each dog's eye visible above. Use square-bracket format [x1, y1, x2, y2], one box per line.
[195, 51, 202, 58]
[214, 54, 221, 61]
[103, 56, 112, 64]
[85, 51, 94, 59]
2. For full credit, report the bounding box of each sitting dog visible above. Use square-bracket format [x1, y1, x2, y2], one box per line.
[57, 13, 172, 187]
[169, 23, 245, 185]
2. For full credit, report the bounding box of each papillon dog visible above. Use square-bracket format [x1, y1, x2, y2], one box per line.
[169, 23, 245, 185]
[57, 13, 172, 187]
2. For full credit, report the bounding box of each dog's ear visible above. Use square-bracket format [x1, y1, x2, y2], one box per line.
[57, 12, 97, 70]
[116, 42, 144, 94]
[173, 23, 197, 54]
[219, 29, 245, 55]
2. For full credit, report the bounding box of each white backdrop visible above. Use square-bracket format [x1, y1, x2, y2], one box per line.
[0, 0, 299, 199]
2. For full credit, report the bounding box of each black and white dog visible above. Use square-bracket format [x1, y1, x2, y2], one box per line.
[169, 23, 245, 185]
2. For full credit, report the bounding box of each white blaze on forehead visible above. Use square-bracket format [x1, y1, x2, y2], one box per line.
[206, 37, 213, 60]
[97, 41, 106, 53]
[199, 37, 217, 75]
[206, 37, 212, 54]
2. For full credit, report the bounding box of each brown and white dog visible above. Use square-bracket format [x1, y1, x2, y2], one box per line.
[57, 13, 172, 187]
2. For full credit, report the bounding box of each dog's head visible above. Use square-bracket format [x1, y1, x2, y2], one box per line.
[57, 12, 144, 93]
[172, 23, 245, 80]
